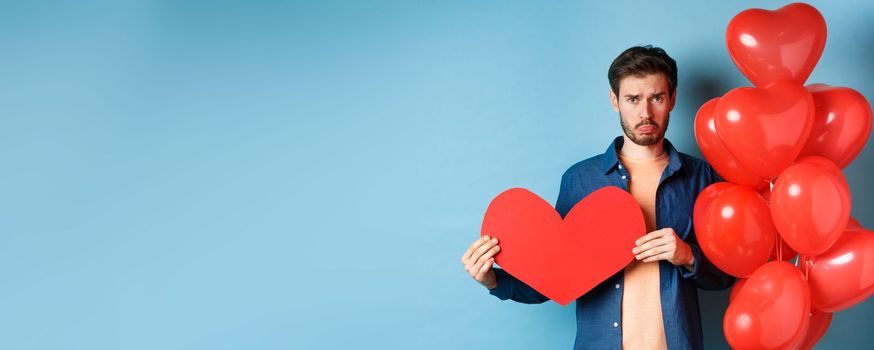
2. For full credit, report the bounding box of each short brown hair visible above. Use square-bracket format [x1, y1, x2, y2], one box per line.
[608, 45, 677, 97]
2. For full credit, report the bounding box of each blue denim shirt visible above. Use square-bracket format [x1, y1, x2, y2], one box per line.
[488, 137, 734, 350]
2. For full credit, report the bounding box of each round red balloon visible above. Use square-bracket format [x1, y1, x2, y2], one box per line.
[795, 155, 847, 183]
[757, 186, 771, 203]
[729, 278, 748, 303]
[695, 183, 776, 278]
[808, 228, 874, 312]
[693, 182, 736, 234]
[715, 80, 815, 179]
[724, 261, 810, 350]
[726, 3, 826, 88]
[771, 160, 851, 256]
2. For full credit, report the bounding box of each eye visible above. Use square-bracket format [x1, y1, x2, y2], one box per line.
[627, 97, 638, 103]
[652, 96, 663, 103]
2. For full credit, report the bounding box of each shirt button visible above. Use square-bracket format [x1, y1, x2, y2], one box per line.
[613, 322, 619, 328]
[621, 175, 627, 180]
[615, 283, 620, 289]
[618, 164, 623, 169]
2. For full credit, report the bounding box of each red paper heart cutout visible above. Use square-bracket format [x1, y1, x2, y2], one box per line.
[481, 186, 645, 305]
[726, 3, 826, 88]
[714, 80, 814, 179]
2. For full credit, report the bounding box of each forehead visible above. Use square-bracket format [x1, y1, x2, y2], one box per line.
[618, 73, 669, 94]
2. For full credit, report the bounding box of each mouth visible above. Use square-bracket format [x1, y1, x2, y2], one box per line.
[637, 124, 658, 134]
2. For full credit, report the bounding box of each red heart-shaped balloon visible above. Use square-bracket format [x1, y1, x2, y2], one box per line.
[724, 261, 810, 350]
[808, 228, 874, 312]
[481, 186, 645, 305]
[798, 311, 832, 350]
[715, 80, 814, 179]
[694, 98, 768, 189]
[847, 217, 864, 231]
[798, 84, 873, 168]
[726, 3, 826, 87]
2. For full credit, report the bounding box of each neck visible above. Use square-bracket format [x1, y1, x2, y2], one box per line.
[619, 135, 665, 159]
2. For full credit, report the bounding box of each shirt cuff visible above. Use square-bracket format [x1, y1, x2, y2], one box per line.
[680, 243, 703, 279]
[488, 268, 514, 300]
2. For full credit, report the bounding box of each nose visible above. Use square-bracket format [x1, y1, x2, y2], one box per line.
[640, 99, 654, 119]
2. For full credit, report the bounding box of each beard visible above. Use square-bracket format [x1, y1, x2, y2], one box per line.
[620, 113, 669, 146]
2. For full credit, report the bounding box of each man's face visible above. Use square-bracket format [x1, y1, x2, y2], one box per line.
[609, 73, 675, 146]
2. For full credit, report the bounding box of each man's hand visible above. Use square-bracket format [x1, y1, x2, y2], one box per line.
[461, 235, 500, 289]
[632, 228, 695, 270]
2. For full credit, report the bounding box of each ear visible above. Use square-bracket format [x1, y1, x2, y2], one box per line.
[609, 88, 620, 113]
[668, 90, 677, 112]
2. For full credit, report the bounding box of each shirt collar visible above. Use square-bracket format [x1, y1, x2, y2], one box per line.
[600, 136, 684, 177]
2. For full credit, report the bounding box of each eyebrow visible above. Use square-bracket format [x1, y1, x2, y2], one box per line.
[623, 92, 667, 99]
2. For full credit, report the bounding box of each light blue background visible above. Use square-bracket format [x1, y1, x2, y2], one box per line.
[1, 1, 873, 349]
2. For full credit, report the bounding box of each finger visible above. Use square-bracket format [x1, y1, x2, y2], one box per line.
[468, 253, 494, 278]
[474, 244, 500, 270]
[462, 236, 490, 264]
[465, 239, 497, 271]
[642, 251, 673, 263]
[635, 229, 666, 246]
[633, 228, 677, 253]
[466, 261, 480, 278]
[633, 238, 669, 255]
[462, 235, 490, 263]
[636, 243, 672, 261]
[475, 258, 495, 281]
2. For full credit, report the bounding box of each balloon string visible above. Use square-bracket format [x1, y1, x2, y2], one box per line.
[776, 234, 783, 262]
[770, 180, 781, 262]
[802, 256, 812, 281]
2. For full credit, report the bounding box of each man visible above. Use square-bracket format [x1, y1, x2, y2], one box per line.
[460, 45, 734, 349]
